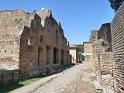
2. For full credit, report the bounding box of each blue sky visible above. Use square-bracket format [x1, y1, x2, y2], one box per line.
[0, 0, 114, 44]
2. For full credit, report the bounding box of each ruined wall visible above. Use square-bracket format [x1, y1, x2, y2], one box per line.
[98, 23, 112, 51]
[98, 52, 113, 87]
[111, 2, 124, 93]
[89, 30, 98, 42]
[91, 37, 113, 89]
[0, 9, 30, 69]
[92, 39, 106, 72]
[18, 10, 70, 78]
[100, 52, 113, 75]
[0, 9, 70, 78]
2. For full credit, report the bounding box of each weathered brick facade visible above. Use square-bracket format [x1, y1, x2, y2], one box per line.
[98, 23, 112, 52]
[100, 52, 113, 75]
[92, 39, 106, 72]
[0, 9, 70, 78]
[111, 2, 124, 93]
[91, 23, 113, 74]
[88, 26, 113, 88]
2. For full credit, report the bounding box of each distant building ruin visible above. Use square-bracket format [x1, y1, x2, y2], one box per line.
[83, 42, 92, 63]
[69, 45, 78, 64]
[89, 30, 98, 42]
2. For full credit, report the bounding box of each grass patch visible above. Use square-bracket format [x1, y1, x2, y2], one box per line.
[0, 76, 42, 93]
[19, 77, 41, 85]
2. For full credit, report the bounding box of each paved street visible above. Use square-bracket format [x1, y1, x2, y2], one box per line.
[10, 63, 97, 93]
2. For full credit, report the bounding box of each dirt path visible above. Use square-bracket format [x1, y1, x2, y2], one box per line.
[10, 63, 97, 93]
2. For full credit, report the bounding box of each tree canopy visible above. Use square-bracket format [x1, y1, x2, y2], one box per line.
[76, 44, 84, 61]
[108, 0, 124, 11]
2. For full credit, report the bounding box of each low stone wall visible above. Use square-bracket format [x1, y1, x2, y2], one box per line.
[0, 63, 73, 86]
[20, 63, 73, 79]
[0, 69, 19, 86]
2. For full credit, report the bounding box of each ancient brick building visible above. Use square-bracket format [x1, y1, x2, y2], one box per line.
[0, 9, 70, 78]
[111, 2, 124, 93]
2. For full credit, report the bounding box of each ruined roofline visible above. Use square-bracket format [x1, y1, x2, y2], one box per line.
[90, 23, 110, 33]
[0, 8, 65, 36]
[0, 8, 59, 23]
[0, 9, 30, 14]
[36, 9, 64, 32]
[101, 23, 110, 25]
[99, 23, 110, 29]
[0, 8, 62, 29]
[0, 8, 52, 19]
[36, 9, 52, 19]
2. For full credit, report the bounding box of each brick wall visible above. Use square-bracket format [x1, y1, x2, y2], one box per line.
[92, 39, 106, 72]
[0, 9, 28, 70]
[0, 9, 70, 79]
[100, 52, 113, 75]
[91, 35, 113, 88]
[111, 2, 124, 93]
[98, 23, 112, 52]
